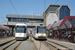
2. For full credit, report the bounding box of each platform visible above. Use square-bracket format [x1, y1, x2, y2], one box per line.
[47, 38, 75, 50]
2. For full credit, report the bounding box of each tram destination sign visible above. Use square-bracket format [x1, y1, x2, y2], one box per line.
[18, 26, 23, 27]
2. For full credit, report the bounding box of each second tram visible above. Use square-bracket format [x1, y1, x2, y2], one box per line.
[32, 26, 47, 40]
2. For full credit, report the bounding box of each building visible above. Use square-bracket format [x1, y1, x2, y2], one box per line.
[2, 14, 43, 35]
[43, 5, 71, 26]
[3, 14, 43, 26]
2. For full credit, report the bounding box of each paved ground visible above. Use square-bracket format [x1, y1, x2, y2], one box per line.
[16, 38, 37, 50]
[32, 38, 49, 50]
[0, 36, 15, 44]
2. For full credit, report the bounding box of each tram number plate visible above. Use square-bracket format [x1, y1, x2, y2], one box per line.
[19, 35, 21, 37]
[41, 33, 44, 36]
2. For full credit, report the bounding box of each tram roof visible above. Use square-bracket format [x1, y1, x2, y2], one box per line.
[16, 23, 27, 26]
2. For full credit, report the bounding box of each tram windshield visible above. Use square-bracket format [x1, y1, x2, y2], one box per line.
[16, 26, 26, 33]
[37, 27, 46, 33]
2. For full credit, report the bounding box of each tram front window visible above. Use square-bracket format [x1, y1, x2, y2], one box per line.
[16, 26, 26, 33]
[38, 28, 46, 33]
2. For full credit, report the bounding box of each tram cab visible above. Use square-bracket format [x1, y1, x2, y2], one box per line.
[33, 25, 47, 40]
[15, 23, 28, 40]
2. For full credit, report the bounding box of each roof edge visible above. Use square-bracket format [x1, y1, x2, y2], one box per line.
[43, 4, 60, 14]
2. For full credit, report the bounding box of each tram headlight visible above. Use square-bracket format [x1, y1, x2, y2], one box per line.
[35, 34, 38, 38]
[44, 34, 46, 36]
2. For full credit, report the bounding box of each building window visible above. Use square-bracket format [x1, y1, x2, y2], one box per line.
[11, 18, 13, 22]
[21, 18, 23, 22]
[19, 18, 21, 22]
[27, 19, 29, 22]
[16, 18, 19, 22]
[13, 18, 16, 22]
[24, 19, 26, 22]
[8, 18, 11, 21]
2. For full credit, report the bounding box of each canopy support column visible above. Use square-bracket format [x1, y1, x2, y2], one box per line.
[71, 26, 73, 43]
[57, 27, 61, 40]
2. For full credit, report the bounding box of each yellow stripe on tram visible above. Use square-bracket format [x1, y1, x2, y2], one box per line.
[19, 35, 21, 37]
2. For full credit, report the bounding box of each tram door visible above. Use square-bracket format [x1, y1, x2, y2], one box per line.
[73, 27, 75, 43]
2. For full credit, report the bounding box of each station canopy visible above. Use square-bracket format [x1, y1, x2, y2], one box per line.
[52, 16, 75, 30]
[47, 24, 51, 29]
[47, 21, 57, 30]
[0, 25, 10, 30]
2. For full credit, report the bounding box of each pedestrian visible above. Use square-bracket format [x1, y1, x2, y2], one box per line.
[0, 31, 2, 37]
[68, 31, 71, 42]
[50, 32, 52, 38]
[55, 34, 57, 38]
[2, 31, 4, 37]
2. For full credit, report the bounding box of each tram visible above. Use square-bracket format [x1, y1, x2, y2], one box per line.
[32, 25, 47, 40]
[15, 23, 29, 40]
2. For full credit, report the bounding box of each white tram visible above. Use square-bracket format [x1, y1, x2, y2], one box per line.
[32, 26, 47, 40]
[15, 23, 29, 40]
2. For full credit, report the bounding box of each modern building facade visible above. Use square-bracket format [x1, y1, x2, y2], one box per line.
[43, 5, 71, 26]
[3, 14, 43, 27]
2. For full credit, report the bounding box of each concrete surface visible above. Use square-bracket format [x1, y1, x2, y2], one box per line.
[32, 38, 49, 50]
[16, 39, 37, 50]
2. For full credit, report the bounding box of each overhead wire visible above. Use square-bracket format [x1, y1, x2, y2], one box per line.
[44, 0, 46, 11]
[44, 0, 59, 11]
[0, 16, 7, 21]
[9, 0, 19, 15]
[44, 0, 59, 17]
[55, 0, 59, 4]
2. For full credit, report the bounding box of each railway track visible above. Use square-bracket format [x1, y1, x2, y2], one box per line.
[0, 38, 73, 50]
[0, 40, 22, 50]
[42, 40, 73, 50]
[41, 41, 51, 50]
[14, 41, 22, 50]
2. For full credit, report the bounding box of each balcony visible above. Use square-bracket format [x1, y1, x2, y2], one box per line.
[2, 21, 43, 26]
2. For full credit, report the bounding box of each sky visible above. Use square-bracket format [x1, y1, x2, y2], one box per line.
[0, 0, 75, 24]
